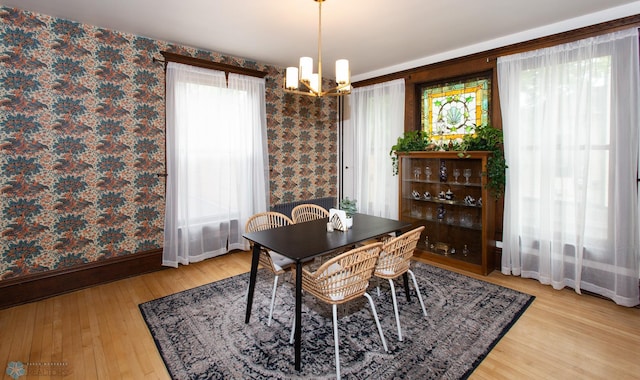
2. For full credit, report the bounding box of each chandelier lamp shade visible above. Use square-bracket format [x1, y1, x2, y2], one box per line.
[284, 0, 351, 97]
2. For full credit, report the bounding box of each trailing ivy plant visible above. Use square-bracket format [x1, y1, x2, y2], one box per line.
[389, 125, 507, 198]
[457, 124, 507, 198]
[389, 130, 431, 175]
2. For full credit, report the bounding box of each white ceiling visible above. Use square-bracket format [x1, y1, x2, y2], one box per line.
[2, 0, 640, 82]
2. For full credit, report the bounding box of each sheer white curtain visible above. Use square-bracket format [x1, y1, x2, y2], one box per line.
[350, 79, 405, 218]
[498, 28, 639, 306]
[163, 62, 269, 267]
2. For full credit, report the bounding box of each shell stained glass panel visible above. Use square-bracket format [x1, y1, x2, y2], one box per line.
[421, 76, 491, 141]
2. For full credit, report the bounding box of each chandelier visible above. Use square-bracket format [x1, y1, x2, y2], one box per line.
[284, 0, 351, 97]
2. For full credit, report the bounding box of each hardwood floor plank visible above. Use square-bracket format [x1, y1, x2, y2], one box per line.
[27, 300, 48, 366]
[98, 281, 136, 378]
[86, 285, 116, 379]
[78, 290, 98, 379]
[10, 303, 36, 364]
[0, 251, 637, 379]
[118, 276, 165, 378]
[0, 307, 17, 366]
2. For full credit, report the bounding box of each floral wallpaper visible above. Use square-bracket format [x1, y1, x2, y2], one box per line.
[0, 6, 337, 280]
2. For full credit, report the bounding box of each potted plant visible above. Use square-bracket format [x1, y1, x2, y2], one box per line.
[339, 197, 357, 228]
[389, 124, 507, 198]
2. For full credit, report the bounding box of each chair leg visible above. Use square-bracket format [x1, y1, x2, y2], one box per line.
[267, 275, 280, 326]
[388, 279, 403, 341]
[407, 269, 427, 317]
[332, 304, 341, 380]
[364, 292, 388, 352]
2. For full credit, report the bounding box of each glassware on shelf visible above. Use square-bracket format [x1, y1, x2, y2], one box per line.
[463, 168, 472, 184]
[413, 167, 422, 180]
[463, 244, 469, 256]
[425, 207, 433, 220]
[425, 166, 432, 181]
[453, 169, 460, 183]
[460, 212, 473, 228]
[439, 161, 447, 182]
[437, 204, 445, 220]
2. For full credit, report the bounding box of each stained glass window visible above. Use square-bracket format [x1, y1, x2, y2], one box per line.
[420, 75, 491, 141]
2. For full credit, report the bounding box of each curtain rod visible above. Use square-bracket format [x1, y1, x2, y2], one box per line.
[159, 51, 267, 79]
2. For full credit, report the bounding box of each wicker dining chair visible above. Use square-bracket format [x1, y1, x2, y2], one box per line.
[245, 211, 295, 326]
[375, 226, 427, 341]
[291, 203, 329, 224]
[289, 242, 388, 380]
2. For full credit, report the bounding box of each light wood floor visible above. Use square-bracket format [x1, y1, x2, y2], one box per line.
[1, 250, 638, 379]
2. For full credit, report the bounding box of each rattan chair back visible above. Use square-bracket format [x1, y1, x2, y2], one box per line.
[291, 204, 329, 224]
[376, 226, 425, 280]
[245, 212, 294, 275]
[301, 242, 382, 305]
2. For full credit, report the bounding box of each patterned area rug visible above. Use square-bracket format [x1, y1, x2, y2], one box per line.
[139, 262, 534, 379]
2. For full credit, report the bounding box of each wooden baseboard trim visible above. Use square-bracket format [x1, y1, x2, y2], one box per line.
[0, 249, 164, 309]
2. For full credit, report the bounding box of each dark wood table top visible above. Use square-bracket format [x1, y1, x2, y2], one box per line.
[243, 213, 411, 262]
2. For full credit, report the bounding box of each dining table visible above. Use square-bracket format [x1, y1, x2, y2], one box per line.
[243, 213, 411, 371]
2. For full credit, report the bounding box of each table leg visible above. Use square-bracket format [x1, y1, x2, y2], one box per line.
[245, 244, 261, 324]
[403, 272, 411, 302]
[294, 260, 303, 371]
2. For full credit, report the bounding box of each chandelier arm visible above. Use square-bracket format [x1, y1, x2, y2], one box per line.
[318, 82, 351, 97]
[285, 88, 321, 97]
[284, 81, 350, 98]
[299, 80, 319, 94]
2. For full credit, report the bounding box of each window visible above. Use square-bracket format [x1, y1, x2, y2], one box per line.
[498, 28, 639, 306]
[163, 62, 269, 266]
[420, 74, 491, 141]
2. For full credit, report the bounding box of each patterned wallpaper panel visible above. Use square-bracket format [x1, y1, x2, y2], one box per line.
[0, 6, 337, 280]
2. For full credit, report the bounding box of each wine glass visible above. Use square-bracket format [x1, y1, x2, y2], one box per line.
[453, 169, 460, 183]
[463, 168, 472, 184]
[413, 167, 422, 179]
[424, 166, 432, 181]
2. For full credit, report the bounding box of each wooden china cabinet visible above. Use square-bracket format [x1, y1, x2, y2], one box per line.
[398, 151, 496, 275]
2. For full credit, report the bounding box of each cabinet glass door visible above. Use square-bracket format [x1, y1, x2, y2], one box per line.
[401, 156, 484, 266]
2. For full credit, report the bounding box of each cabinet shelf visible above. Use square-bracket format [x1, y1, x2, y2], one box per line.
[403, 179, 483, 188]
[398, 151, 496, 275]
[404, 214, 482, 231]
[404, 196, 482, 209]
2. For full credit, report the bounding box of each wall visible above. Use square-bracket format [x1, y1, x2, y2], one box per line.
[0, 6, 337, 281]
